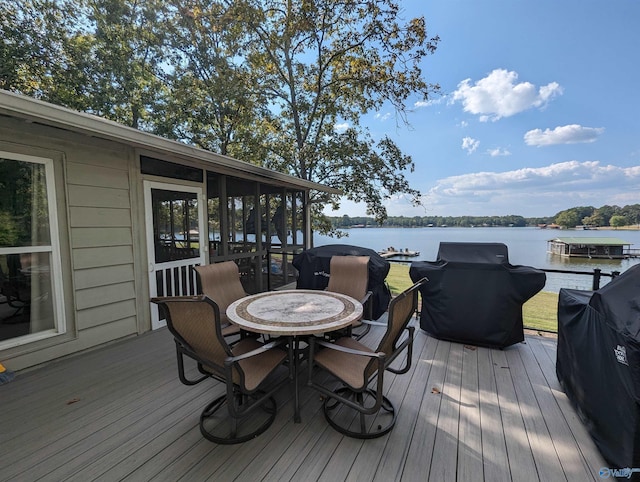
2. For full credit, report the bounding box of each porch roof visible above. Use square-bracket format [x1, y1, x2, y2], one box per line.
[0, 89, 341, 195]
[549, 237, 631, 246]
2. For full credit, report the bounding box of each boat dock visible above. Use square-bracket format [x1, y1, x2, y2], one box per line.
[547, 237, 638, 259]
[378, 247, 420, 258]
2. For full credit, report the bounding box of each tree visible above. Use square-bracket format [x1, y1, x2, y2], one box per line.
[621, 204, 640, 227]
[610, 215, 627, 228]
[592, 204, 621, 227]
[238, 0, 439, 231]
[554, 209, 581, 229]
[3, 0, 440, 235]
[0, 0, 94, 111]
[84, 0, 167, 129]
[582, 213, 603, 227]
[154, 1, 267, 158]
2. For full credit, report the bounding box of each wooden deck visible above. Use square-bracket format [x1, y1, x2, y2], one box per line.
[0, 320, 606, 481]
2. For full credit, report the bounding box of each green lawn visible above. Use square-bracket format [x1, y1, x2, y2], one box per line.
[386, 263, 558, 333]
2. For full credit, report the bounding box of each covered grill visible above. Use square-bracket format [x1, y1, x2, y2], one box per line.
[557, 264, 640, 469]
[409, 242, 546, 348]
[292, 244, 391, 320]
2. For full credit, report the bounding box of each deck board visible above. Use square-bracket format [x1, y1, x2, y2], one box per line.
[357, 329, 433, 482]
[492, 348, 539, 482]
[525, 336, 602, 480]
[0, 321, 606, 482]
[456, 345, 483, 482]
[476, 346, 512, 482]
[402, 338, 450, 480]
[504, 345, 566, 481]
[429, 342, 463, 481]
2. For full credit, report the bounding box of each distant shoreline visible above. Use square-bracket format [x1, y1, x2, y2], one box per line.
[343, 225, 640, 231]
[594, 225, 640, 230]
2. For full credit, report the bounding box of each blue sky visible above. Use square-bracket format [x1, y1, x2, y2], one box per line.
[327, 0, 640, 218]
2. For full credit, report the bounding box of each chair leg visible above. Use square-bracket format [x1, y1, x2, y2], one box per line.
[353, 322, 371, 340]
[322, 386, 397, 439]
[176, 348, 208, 386]
[199, 390, 277, 444]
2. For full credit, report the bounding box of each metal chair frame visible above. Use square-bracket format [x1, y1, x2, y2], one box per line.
[152, 295, 292, 444]
[307, 277, 427, 439]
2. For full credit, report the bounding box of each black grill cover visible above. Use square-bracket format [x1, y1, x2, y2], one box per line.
[556, 264, 640, 470]
[409, 242, 546, 348]
[292, 244, 391, 320]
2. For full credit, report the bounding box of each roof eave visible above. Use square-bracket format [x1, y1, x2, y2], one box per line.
[0, 90, 341, 195]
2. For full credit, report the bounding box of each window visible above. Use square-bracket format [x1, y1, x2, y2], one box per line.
[0, 152, 64, 347]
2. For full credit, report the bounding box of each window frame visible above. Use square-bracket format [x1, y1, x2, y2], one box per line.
[0, 151, 66, 349]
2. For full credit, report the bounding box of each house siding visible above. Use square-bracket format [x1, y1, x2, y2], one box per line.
[0, 118, 140, 370]
[0, 90, 327, 371]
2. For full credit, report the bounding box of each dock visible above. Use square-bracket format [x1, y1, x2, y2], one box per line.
[379, 247, 420, 258]
[547, 237, 635, 259]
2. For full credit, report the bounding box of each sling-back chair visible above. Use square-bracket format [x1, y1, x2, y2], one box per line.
[152, 295, 292, 444]
[325, 255, 373, 339]
[308, 277, 426, 438]
[195, 261, 247, 338]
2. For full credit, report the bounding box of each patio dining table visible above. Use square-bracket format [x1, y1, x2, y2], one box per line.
[226, 289, 363, 423]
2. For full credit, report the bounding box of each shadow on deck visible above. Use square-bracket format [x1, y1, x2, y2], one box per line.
[0, 318, 605, 481]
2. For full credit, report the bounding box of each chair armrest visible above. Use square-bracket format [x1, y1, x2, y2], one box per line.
[311, 337, 384, 360]
[361, 320, 386, 327]
[361, 290, 372, 305]
[225, 337, 288, 365]
[386, 326, 415, 374]
[361, 290, 373, 319]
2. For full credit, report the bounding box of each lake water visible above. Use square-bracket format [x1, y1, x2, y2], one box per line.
[314, 227, 640, 292]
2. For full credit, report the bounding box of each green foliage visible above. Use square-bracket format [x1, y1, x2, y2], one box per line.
[0, 211, 18, 247]
[2, 0, 443, 235]
[153, 1, 267, 158]
[554, 206, 594, 228]
[2, 0, 440, 235]
[329, 204, 640, 230]
[554, 204, 640, 228]
[237, 0, 439, 226]
[329, 214, 532, 228]
[610, 215, 627, 228]
[85, 0, 167, 128]
[0, 0, 91, 109]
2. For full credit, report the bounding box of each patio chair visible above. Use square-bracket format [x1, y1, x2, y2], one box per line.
[325, 255, 373, 340]
[151, 295, 292, 444]
[195, 261, 247, 338]
[307, 277, 427, 439]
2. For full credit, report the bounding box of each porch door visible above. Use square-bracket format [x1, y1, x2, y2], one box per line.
[144, 181, 206, 329]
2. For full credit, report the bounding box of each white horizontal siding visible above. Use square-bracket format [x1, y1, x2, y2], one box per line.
[66, 154, 139, 344]
[76, 300, 137, 330]
[74, 264, 134, 290]
[71, 227, 132, 249]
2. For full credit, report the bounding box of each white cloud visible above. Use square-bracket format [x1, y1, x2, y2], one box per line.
[524, 124, 605, 146]
[487, 147, 511, 157]
[374, 112, 391, 121]
[462, 136, 480, 154]
[414, 96, 445, 108]
[452, 69, 563, 121]
[322, 161, 640, 218]
[333, 122, 349, 132]
[420, 161, 640, 216]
